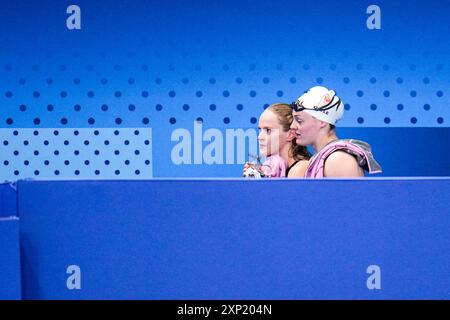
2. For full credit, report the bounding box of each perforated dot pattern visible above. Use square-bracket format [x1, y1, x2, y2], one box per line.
[0, 128, 152, 180]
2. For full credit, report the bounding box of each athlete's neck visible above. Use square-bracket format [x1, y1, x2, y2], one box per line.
[313, 132, 338, 153]
[280, 142, 295, 166]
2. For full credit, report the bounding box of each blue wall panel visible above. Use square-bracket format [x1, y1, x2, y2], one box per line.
[0, 217, 21, 300]
[153, 127, 450, 177]
[0, 182, 16, 217]
[18, 179, 450, 299]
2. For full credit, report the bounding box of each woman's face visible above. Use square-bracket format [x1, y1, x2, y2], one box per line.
[258, 110, 292, 157]
[290, 111, 322, 146]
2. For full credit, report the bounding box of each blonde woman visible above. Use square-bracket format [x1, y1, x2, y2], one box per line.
[244, 103, 310, 178]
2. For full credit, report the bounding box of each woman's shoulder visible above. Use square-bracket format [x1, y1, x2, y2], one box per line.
[323, 151, 364, 177]
[287, 159, 310, 178]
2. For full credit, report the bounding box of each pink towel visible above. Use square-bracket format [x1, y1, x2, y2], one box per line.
[260, 154, 288, 178]
[305, 139, 382, 178]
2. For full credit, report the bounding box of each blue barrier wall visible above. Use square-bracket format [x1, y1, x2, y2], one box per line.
[0, 183, 17, 217]
[0, 217, 21, 300]
[18, 179, 450, 299]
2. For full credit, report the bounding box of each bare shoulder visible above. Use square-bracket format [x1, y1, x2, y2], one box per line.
[324, 151, 364, 177]
[287, 160, 310, 178]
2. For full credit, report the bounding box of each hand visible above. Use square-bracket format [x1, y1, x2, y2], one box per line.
[242, 162, 254, 177]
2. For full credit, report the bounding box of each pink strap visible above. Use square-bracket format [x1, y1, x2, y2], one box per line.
[261, 154, 288, 178]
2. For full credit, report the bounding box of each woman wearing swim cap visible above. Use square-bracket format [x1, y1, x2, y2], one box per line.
[243, 103, 311, 178]
[290, 86, 382, 178]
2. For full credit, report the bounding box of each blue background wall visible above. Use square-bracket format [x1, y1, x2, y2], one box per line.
[1, 0, 450, 180]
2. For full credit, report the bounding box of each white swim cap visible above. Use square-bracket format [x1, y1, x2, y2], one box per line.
[291, 86, 344, 125]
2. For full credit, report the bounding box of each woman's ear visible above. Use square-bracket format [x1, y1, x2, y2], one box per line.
[286, 130, 296, 142]
[319, 119, 330, 129]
